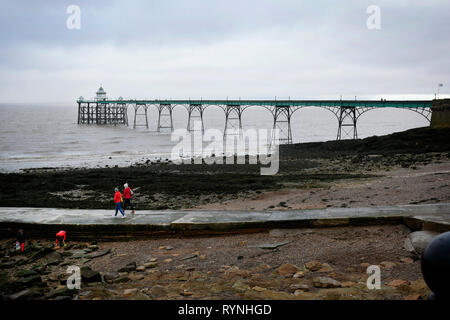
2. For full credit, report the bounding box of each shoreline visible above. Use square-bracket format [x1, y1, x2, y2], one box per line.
[0, 126, 449, 211]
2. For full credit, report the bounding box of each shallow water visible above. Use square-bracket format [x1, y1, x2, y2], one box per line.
[0, 104, 428, 172]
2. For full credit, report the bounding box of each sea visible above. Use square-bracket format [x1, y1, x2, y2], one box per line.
[0, 104, 429, 172]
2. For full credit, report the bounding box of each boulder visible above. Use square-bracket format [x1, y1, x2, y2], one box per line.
[288, 284, 309, 292]
[118, 262, 137, 273]
[80, 266, 102, 284]
[103, 272, 120, 283]
[46, 285, 78, 299]
[16, 270, 39, 278]
[123, 288, 138, 298]
[45, 251, 63, 266]
[88, 249, 111, 259]
[305, 261, 322, 272]
[26, 246, 54, 263]
[293, 271, 305, 278]
[18, 275, 42, 287]
[313, 277, 341, 288]
[113, 275, 131, 284]
[9, 287, 43, 300]
[380, 261, 396, 270]
[387, 279, 409, 287]
[277, 264, 299, 277]
[404, 231, 439, 256]
[149, 285, 168, 298]
[144, 262, 158, 269]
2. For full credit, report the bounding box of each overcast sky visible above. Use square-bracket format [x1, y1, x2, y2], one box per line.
[0, 0, 449, 105]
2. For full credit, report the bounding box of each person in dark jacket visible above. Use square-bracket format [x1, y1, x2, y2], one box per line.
[16, 229, 25, 253]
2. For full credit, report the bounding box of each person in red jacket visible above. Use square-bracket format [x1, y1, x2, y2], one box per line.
[114, 187, 126, 218]
[123, 183, 135, 215]
[55, 230, 66, 248]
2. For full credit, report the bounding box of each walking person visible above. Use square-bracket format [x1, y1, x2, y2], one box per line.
[114, 187, 126, 218]
[55, 230, 66, 249]
[123, 183, 135, 215]
[16, 229, 25, 253]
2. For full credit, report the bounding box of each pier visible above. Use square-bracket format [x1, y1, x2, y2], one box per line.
[77, 87, 433, 143]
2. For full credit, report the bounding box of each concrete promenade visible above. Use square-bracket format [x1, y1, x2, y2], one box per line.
[0, 203, 449, 240]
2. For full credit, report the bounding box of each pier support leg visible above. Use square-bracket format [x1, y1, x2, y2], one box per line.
[223, 105, 243, 140]
[272, 105, 293, 144]
[157, 104, 174, 132]
[337, 106, 357, 140]
[187, 104, 204, 133]
[77, 102, 81, 124]
[133, 104, 149, 129]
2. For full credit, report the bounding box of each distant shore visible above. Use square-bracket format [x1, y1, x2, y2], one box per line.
[0, 126, 448, 211]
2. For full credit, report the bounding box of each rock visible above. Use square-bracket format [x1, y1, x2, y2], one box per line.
[149, 285, 168, 298]
[136, 266, 145, 272]
[80, 266, 102, 284]
[250, 264, 271, 273]
[306, 261, 322, 271]
[277, 264, 299, 277]
[341, 281, 356, 288]
[232, 280, 250, 293]
[131, 292, 152, 300]
[180, 254, 197, 261]
[103, 272, 120, 283]
[399, 257, 414, 264]
[0, 261, 15, 269]
[380, 261, 396, 270]
[113, 275, 130, 284]
[46, 285, 78, 299]
[404, 294, 421, 300]
[88, 249, 111, 259]
[288, 284, 309, 292]
[256, 241, 292, 250]
[293, 271, 305, 278]
[16, 270, 39, 278]
[70, 250, 88, 259]
[18, 275, 42, 287]
[144, 262, 158, 269]
[313, 277, 341, 288]
[294, 289, 308, 296]
[180, 291, 193, 296]
[224, 266, 250, 279]
[165, 246, 173, 251]
[252, 286, 267, 292]
[360, 263, 370, 269]
[45, 251, 63, 266]
[123, 288, 138, 298]
[88, 245, 99, 251]
[118, 262, 137, 273]
[387, 279, 409, 287]
[54, 296, 72, 300]
[163, 259, 173, 264]
[405, 231, 439, 256]
[148, 258, 158, 262]
[79, 290, 92, 297]
[9, 287, 43, 300]
[26, 246, 54, 263]
[318, 263, 333, 273]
